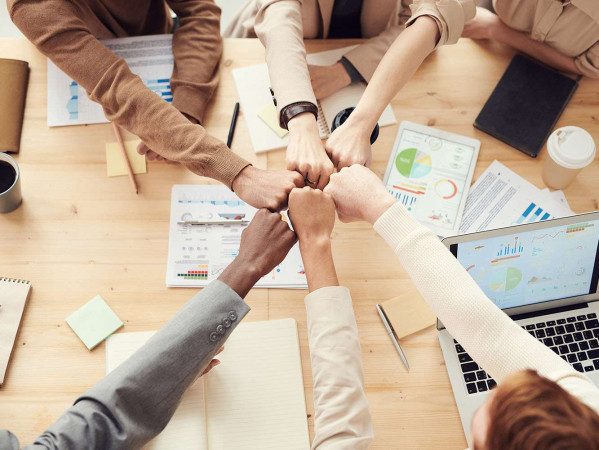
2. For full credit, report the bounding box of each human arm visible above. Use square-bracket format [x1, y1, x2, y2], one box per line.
[325, 16, 440, 169]
[324, 165, 599, 408]
[11, 210, 296, 449]
[253, 0, 333, 187]
[462, 7, 583, 76]
[288, 187, 373, 449]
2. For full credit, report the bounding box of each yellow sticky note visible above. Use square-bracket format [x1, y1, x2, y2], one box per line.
[106, 140, 147, 177]
[257, 103, 288, 138]
[380, 290, 437, 340]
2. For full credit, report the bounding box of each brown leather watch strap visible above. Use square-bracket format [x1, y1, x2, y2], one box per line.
[279, 101, 319, 130]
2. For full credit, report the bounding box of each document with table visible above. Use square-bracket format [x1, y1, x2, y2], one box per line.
[106, 318, 310, 450]
[166, 185, 307, 289]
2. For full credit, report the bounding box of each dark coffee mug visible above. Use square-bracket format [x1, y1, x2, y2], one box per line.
[330, 107, 379, 144]
[0, 153, 22, 213]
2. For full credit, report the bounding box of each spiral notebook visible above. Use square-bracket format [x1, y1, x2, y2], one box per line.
[233, 46, 397, 153]
[0, 277, 31, 387]
[106, 318, 310, 449]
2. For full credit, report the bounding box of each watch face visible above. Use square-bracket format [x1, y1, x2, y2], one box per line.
[332, 107, 379, 144]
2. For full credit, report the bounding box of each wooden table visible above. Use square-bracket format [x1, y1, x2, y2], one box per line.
[1, 37, 598, 449]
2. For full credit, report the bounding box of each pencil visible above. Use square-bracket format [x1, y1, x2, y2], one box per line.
[226, 102, 240, 148]
[111, 122, 138, 195]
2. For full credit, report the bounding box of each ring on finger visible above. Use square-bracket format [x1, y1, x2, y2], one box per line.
[305, 178, 317, 186]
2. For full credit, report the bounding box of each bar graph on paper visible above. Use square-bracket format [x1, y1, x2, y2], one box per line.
[389, 183, 426, 212]
[514, 203, 552, 225]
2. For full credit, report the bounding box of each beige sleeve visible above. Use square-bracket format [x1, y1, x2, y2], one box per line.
[343, 0, 477, 82]
[575, 41, 599, 79]
[374, 203, 599, 413]
[253, 0, 317, 114]
[305, 286, 373, 449]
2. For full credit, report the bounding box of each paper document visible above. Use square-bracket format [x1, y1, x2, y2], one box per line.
[459, 161, 573, 234]
[233, 45, 397, 153]
[48, 35, 174, 127]
[166, 185, 307, 289]
[106, 319, 310, 450]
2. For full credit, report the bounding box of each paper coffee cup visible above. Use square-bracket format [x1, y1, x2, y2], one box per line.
[0, 152, 22, 213]
[543, 126, 596, 190]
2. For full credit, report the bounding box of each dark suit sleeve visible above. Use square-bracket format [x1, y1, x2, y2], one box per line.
[14, 280, 249, 450]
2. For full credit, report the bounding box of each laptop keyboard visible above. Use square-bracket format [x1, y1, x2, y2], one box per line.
[456, 312, 599, 395]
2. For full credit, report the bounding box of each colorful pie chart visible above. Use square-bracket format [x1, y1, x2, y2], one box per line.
[396, 148, 432, 179]
[489, 267, 522, 292]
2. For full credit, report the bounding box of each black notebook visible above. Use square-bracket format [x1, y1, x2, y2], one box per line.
[474, 54, 578, 158]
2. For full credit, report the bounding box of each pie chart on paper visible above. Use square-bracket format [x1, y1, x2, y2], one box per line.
[396, 148, 432, 179]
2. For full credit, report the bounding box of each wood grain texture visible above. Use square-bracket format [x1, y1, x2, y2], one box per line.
[0, 37, 597, 449]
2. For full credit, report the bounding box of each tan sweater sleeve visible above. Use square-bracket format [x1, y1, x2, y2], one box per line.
[343, 0, 477, 82]
[9, 0, 249, 188]
[374, 203, 599, 414]
[575, 40, 599, 79]
[253, 0, 317, 115]
[167, 0, 223, 123]
[305, 286, 373, 449]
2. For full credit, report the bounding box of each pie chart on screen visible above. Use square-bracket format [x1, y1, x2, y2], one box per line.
[435, 179, 458, 199]
[396, 148, 432, 178]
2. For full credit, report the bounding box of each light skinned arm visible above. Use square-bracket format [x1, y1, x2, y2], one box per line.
[462, 7, 580, 75]
[324, 165, 599, 410]
[325, 16, 440, 170]
[253, 0, 333, 188]
[288, 187, 373, 449]
[2, 210, 297, 449]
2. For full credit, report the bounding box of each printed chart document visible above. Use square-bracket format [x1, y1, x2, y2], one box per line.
[47, 35, 174, 127]
[233, 45, 397, 153]
[459, 161, 573, 234]
[167, 185, 307, 288]
[106, 319, 310, 450]
[382, 122, 480, 237]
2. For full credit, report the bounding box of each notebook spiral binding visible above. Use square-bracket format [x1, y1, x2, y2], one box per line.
[0, 277, 31, 284]
[316, 100, 330, 136]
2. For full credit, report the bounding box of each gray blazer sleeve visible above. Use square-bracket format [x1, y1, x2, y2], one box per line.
[2, 280, 249, 450]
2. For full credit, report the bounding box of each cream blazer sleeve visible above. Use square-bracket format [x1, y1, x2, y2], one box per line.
[305, 286, 374, 449]
[253, 0, 317, 116]
[344, 0, 477, 81]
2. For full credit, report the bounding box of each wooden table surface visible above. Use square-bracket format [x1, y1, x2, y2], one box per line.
[1, 37, 598, 449]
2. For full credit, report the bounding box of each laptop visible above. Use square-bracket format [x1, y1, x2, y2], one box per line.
[439, 212, 599, 446]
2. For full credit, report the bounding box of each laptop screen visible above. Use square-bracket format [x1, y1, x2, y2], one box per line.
[450, 219, 599, 310]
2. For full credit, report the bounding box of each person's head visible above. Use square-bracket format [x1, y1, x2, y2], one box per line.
[470, 369, 599, 450]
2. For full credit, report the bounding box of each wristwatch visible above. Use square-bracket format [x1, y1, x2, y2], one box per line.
[279, 101, 319, 130]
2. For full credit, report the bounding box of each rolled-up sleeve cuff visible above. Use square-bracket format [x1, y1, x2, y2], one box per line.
[575, 45, 599, 79]
[407, 0, 476, 48]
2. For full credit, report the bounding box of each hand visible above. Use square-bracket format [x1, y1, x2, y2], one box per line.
[288, 187, 336, 246]
[218, 209, 298, 297]
[286, 113, 334, 190]
[325, 120, 372, 170]
[308, 63, 351, 99]
[462, 7, 502, 40]
[201, 346, 224, 376]
[324, 165, 395, 224]
[137, 112, 198, 163]
[232, 165, 304, 211]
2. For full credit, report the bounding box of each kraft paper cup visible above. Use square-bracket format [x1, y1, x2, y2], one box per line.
[543, 126, 596, 190]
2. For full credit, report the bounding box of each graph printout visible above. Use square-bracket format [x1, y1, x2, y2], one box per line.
[459, 161, 573, 235]
[166, 185, 307, 289]
[47, 35, 174, 127]
[455, 220, 599, 309]
[384, 124, 479, 237]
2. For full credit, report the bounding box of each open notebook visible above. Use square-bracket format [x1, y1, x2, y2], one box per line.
[233, 46, 397, 153]
[106, 318, 310, 449]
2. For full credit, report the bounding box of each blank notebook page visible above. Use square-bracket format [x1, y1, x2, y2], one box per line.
[204, 318, 310, 450]
[106, 331, 209, 450]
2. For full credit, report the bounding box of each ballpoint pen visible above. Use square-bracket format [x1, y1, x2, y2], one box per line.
[376, 303, 410, 371]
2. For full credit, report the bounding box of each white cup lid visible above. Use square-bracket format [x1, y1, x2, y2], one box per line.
[548, 126, 596, 169]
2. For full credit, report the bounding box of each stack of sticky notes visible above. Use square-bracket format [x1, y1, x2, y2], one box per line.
[105, 140, 147, 177]
[380, 290, 436, 339]
[66, 295, 124, 350]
